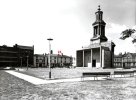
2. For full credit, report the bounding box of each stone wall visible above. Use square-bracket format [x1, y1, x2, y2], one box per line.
[76, 51, 83, 67]
[104, 50, 111, 68]
[92, 48, 100, 68]
[84, 51, 91, 67]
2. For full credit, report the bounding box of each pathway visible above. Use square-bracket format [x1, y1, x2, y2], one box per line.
[6, 70, 106, 85]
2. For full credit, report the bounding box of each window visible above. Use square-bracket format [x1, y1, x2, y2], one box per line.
[36, 59, 38, 62]
[114, 63, 116, 66]
[114, 59, 116, 62]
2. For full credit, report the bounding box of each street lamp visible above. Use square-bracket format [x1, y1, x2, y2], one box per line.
[26, 56, 29, 70]
[20, 57, 22, 68]
[47, 38, 53, 79]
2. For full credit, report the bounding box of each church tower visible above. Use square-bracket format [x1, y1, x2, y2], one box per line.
[76, 5, 115, 68]
[91, 5, 108, 43]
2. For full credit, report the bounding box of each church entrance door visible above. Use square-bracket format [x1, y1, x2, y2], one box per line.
[39, 63, 42, 67]
[92, 60, 96, 67]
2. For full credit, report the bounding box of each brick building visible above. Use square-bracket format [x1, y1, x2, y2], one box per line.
[34, 54, 73, 68]
[34, 54, 47, 67]
[0, 44, 34, 67]
[114, 54, 122, 68]
[114, 52, 136, 68]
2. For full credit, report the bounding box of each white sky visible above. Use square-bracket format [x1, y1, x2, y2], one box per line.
[0, 0, 135, 57]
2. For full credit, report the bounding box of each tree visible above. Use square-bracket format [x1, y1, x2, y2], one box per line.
[120, 29, 136, 43]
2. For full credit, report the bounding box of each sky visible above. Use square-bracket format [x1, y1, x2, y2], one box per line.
[0, 0, 135, 57]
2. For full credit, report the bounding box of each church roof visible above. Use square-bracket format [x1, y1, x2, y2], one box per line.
[115, 52, 136, 58]
[92, 20, 106, 26]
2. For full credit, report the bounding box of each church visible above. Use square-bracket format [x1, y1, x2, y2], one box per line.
[76, 6, 115, 68]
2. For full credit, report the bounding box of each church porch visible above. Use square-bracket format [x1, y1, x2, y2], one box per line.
[76, 47, 102, 68]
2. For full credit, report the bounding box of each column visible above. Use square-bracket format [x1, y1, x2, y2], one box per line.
[91, 49, 92, 67]
[102, 49, 104, 67]
[122, 58, 123, 68]
[104, 27, 105, 36]
[100, 26, 101, 35]
[95, 27, 97, 37]
[100, 46, 102, 67]
[94, 28, 95, 36]
[98, 25, 99, 35]
[94, 27, 96, 37]
[83, 50, 84, 67]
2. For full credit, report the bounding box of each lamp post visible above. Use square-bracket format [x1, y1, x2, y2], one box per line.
[20, 57, 22, 68]
[26, 56, 29, 70]
[47, 38, 53, 79]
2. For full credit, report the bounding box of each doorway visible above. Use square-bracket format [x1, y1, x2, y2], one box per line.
[123, 63, 125, 68]
[39, 63, 42, 67]
[92, 60, 96, 67]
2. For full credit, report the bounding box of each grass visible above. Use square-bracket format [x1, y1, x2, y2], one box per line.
[1, 68, 136, 99]
[0, 71, 39, 100]
[16, 67, 84, 79]
[16, 67, 134, 79]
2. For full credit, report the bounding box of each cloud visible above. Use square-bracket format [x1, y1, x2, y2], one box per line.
[0, 0, 135, 57]
[106, 23, 136, 54]
[106, 23, 127, 40]
[132, 25, 136, 29]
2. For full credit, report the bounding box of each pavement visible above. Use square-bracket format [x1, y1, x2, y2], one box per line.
[6, 70, 107, 85]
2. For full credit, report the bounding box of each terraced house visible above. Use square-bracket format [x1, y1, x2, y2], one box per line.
[34, 54, 73, 68]
[114, 52, 136, 68]
[33, 54, 47, 67]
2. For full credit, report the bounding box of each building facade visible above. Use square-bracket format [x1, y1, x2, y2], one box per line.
[114, 53, 136, 68]
[114, 54, 122, 68]
[34, 54, 73, 68]
[0, 45, 18, 67]
[76, 6, 115, 68]
[34, 54, 47, 67]
[50, 54, 73, 67]
[0, 44, 34, 67]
